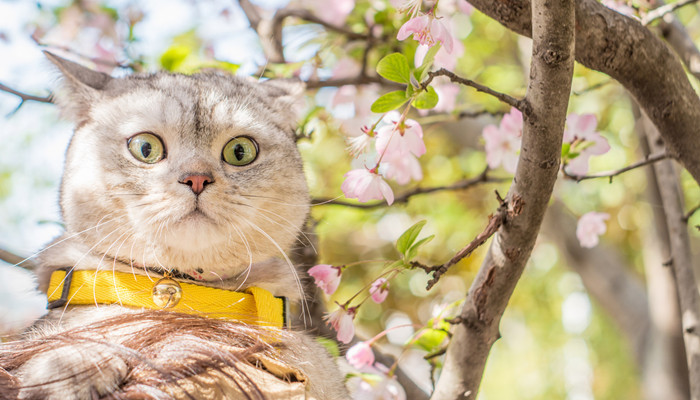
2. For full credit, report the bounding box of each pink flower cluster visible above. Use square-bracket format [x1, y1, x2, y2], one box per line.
[563, 113, 610, 176]
[326, 305, 356, 344]
[576, 211, 610, 248]
[482, 108, 523, 174]
[341, 111, 426, 205]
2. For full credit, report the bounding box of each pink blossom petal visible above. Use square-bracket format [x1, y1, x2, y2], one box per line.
[576, 211, 610, 248]
[326, 307, 356, 344]
[397, 15, 429, 41]
[342, 169, 395, 205]
[369, 278, 389, 303]
[346, 341, 375, 369]
[308, 264, 342, 295]
[382, 153, 423, 185]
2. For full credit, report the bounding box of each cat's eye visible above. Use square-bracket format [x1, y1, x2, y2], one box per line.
[222, 136, 258, 166]
[128, 133, 165, 164]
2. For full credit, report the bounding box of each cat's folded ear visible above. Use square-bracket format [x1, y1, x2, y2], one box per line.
[260, 79, 307, 134]
[44, 51, 113, 123]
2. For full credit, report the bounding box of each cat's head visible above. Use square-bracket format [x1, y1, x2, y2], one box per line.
[46, 52, 309, 281]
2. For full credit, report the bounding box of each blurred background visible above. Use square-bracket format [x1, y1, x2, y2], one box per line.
[1, 0, 699, 398]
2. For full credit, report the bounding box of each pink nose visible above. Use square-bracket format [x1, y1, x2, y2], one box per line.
[180, 174, 213, 195]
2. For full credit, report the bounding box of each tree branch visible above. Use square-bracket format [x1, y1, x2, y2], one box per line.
[466, 0, 700, 186]
[684, 203, 700, 222]
[430, 0, 576, 397]
[640, 110, 700, 399]
[563, 152, 670, 182]
[412, 193, 523, 291]
[423, 69, 527, 112]
[0, 83, 52, 104]
[0, 248, 35, 270]
[652, 0, 700, 82]
[643, 0, 700, 25]
[311, 168, 508, 209]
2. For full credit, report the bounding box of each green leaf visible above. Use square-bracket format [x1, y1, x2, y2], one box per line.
[377, 53, 411, 84]
[160, 45, 191, 71]
[416, 43, 442, 81]
[371, 91, 409, 113]
[396, 220, 427, 256]
[315, 337, 340, 358]
[413, 328, 448, 352]
[413, 86, 439, 109]
[407, 234, 435, 260]
[561, 142, 571, 158]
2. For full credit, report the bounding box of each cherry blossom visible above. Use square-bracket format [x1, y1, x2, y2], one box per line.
[342, 168, 395, 205]
[563, 113, 610, 176]
[326, 305, 356, 343]
[576, 212, 610, 248]
[563, 113, 598, 142]
[393, 0, 423, 18]
[369, 278, 390, 304]
[414, 38, 465, 71]
[347, 366, 407, 400]
[347, 131, 374, 158]
[482, 108, 523, 174]
[346, 341, 375, 369]
[308, 264, 342, 295]
[397, 14, 454, 53]
[309, 0, 354, 26]
[381, 153, 422, 185]
[375, 112, 426, 159]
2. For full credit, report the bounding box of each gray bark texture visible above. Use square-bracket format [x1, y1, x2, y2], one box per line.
[635, 110, 690, 400]
[640, 112, 700, 400]
[465, 0, 700, 186]
[429, 0, 576, 397]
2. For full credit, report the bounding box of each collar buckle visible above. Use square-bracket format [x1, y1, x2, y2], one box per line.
[47, 268, 74, 309]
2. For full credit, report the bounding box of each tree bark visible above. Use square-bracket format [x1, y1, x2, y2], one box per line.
[430, 0, 576, 397]
[465, 0, 700, 186]
[639, 111, 700, 400]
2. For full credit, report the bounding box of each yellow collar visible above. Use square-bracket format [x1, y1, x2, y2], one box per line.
[47, 269, 287, 328]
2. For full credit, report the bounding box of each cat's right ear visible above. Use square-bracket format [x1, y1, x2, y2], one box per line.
[44, 51, 113, 123]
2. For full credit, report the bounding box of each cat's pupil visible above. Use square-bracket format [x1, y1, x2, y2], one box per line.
[234, 144, 245, 161]
[141, 142, 152, 158]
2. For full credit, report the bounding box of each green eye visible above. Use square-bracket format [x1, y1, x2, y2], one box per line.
[128, 133, 165, 164]
[222, 136, 258, 166]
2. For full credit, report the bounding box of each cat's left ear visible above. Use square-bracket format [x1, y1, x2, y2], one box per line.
[44, 51, 113, 123]
[261, 79, 307, 135]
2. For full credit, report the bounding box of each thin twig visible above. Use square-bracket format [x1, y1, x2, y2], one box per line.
[564, 152, 671, 182]
[305, 75, 401, 89]
[411, 193, 523, 290]
[422, 68, 528, 113]
[643, 0, 700, 25]
[311, 169, 509, 208]
[683, 203, 700, 222]
[573, 80, 611, 96]
[0, 248, 36, 270]
[0, 83, 52, 104]
[273, 9, 370, 41]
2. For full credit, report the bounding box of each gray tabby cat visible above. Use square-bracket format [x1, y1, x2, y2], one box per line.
[0, 52, 348, 399]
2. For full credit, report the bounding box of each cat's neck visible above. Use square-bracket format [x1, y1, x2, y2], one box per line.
[36, 234, 304, 301]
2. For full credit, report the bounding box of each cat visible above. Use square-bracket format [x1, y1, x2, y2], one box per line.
[0, 52, 349, 400]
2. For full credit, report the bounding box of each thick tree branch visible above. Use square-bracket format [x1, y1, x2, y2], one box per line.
[640, 111, 700, 399]
[430, 0, 576, 397]
[311, 168, 508, 209]
[423, 69, 527, 112]
[466, 0, 700, 186]
[564, 152, 670, 182]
